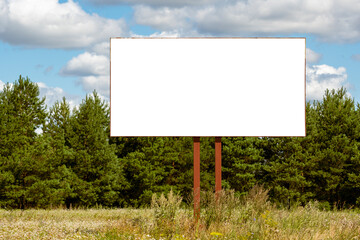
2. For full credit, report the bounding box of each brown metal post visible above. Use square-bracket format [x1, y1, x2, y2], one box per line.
[215, 137, 222, 194]
[193, 137, 200, 221]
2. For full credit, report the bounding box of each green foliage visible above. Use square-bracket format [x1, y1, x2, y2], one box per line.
[222, 137, 264, 195]
[310, 88, 360, 206]
[65, 91, 128, 207]
[116, 137, 195, 206]
[0, 76, 47, 208]
[262, 136, 314, 207]
[1, 76, 360, 209]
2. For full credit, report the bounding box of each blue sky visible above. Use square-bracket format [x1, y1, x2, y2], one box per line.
[1, 0, 360, 109]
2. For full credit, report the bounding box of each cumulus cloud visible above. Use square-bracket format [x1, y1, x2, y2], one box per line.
[134, 6, 191, 31]
[148, 30, 181, 38]
[132, 29, 203, 38]
[77, 75, 110, 97]
[0, 80, 5, 91]
[306, 48, 322, 64]
[2, 0, 358, 45]
[60, 52, 109, 76]
[87, 0, 217, 7]
[0, 0, 128, 49]
[37, 82, 81, 110]
[306, 64, 349, 101]
[36, 82, 82, 134]
[91, 41, 110, 56]
[0, 79, 13, 90]
[60, 52, 110, 97]
[0, 0, 7, 32]
[127, 0, 360, 43]
[0, 80, 80, 110]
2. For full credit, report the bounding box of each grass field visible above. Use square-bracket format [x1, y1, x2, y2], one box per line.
[1, 188, 360, 239]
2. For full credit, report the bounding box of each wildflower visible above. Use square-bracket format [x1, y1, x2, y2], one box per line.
[210, 232, 223, 236]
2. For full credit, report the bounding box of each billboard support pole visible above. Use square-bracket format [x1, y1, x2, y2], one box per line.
[193, 137, 222, 221]
[215, 137, 222, 197]
[193, 137, 200, 222]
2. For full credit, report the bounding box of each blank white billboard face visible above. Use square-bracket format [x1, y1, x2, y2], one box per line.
[111, 38, 305, 137]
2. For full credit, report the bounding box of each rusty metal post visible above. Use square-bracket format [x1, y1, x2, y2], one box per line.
[215, 137, 222, 195]
[193, 137, 200, 221]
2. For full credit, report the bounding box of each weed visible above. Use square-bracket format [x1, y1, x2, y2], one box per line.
[151, 189, 182, 238]
[1, 186, 360, 239]
[201, 190, 240, 229]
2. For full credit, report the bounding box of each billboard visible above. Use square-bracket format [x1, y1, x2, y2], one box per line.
[110, 38, 306, 137]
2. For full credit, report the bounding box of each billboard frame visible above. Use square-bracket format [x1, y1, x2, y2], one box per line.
[110, 37, 306, 221]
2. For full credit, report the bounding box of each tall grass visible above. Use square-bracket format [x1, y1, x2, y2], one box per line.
[0, 185, 360, 239]
[151, 189, 183, 238]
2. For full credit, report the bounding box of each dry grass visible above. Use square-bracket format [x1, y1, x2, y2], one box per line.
[1, 188, 360, 239]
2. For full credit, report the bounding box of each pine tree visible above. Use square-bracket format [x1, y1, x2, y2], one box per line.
[262, 136, 314, 207]
[0, 76, 47, 208]
[222, 137, 264, 196]
[118, 137, 194, 206]
[40, 97, 77, 208]
[67, 91, 128, 207]
[311, 88, 360, 206]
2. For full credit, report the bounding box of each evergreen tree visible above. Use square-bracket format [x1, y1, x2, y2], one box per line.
[119, 137, 194, 206]
[222, 137, 264, 196]
[67, 91, 128, 207]
[0, 76, 47, 208]
[3, 75, 360, 209]
[262, 136, 314, 207]
[311, 88, 360, 206]
[41, 97, 77, 208]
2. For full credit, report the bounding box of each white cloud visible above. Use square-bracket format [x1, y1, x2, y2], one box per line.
[60, 43, 111, 96]
[134, 5, 191, 31]
[60, 52, 109, 76]
[132, 29, 204, 38]
[149, 30, 181, 38]
[1, 79, 81, 109]
[37, 82, 81, 110]
[87, 0, 217, 7]
[36, 82, 82, 135]
[129, 0, 360, 43]
[0, 0, 7, 32]
[0, 0, 128, 49]
[0, 79, 12, 91]
[77, 75, 110, 97]
[1, 0, 360, 47]
[0, 79, 4, 90]
[61, 52, 110, 97]
[91, 41, 110, 56]
[306, 64, 349, 101]
[306, 48, 322, 64]
[96, 92, 110, 103]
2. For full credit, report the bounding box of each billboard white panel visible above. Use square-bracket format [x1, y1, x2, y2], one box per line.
[110, 38, 305, 137]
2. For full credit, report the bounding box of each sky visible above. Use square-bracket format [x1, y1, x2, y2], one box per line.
[1, 0, 360, 109]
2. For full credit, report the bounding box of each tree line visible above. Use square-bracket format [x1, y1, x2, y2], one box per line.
[1, 75, 360, 209]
